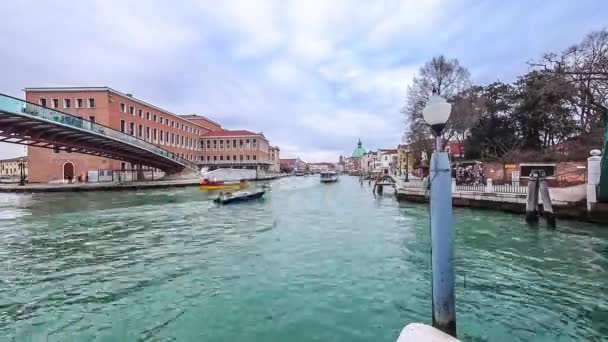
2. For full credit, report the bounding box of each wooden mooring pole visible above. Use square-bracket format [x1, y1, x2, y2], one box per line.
[538, 178, 556, 228]
[525, 170, 556, 228]
[525, 172, 539, 224]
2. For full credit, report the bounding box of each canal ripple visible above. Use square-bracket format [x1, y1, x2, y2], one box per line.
[0, 176, 607, 341]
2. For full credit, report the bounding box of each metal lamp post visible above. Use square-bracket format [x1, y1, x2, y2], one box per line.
[18, 158, 26, 186]
[422, 89, 456, 337]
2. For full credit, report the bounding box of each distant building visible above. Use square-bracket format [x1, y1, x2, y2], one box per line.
[268, 146, 280, 173]
[24, 87, 210, 183]
[347, 139, 366, 174]
[447, 141, 464, 159]
[376, 149, 397, 174]
[199, 130, 273, 171]
[308, 162, 333, 173]
[280, 158, 306, 173]
[397, 144, 415, 176]
[0, 156, 27, 178]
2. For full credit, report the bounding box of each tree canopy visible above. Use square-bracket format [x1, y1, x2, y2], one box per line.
[402, 29, 608, 163]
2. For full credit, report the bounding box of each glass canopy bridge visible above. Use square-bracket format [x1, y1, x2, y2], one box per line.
[0, 94, 199, 174]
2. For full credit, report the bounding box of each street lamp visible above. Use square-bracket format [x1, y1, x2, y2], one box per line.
[18, 158, 26, 186]
[422, 89, 456, 337]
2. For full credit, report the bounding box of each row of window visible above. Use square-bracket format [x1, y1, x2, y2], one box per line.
[119, 103, 200, 135]
[202, 155, 257, 162]
[119, 120, 198, 151]
[201, 138, 258, 151]
[39, 97, 95, 109]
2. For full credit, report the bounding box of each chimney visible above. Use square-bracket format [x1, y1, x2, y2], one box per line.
[126, 93, 133, 97]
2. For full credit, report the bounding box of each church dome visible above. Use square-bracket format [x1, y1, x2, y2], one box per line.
[352, 139, 366, 158]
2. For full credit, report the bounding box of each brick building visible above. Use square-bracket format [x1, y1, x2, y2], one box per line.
[0, 156, 27, 178]
[199, 130, 273, 171]
[23, 87, 240, 183]
[268, 146, 280, 172]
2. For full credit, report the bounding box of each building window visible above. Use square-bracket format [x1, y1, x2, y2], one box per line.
[76, 98, 83, 108]
[138, 124, 143, 138]
[213, 156, 217, 161]
[160, 129, 164, 143]
[171, 133, 175, 145]
[129, 122, 135, 135]
[213, 140, 217, 150]
[207, 156, 210, 161]
[146, 127, 150, 140]
[89, 116, 95, 123]
[88, 98, 95, 108]
[233, 155, 237, 161]
[246, 155, 250, 161]
[153, 114, 157, 122]
[239, 155, 243, 161]
[171, 121, 175, 128]
[233, 140, 237, 149]
[51, 98, 59, 108]
[253, 139, 257, 149]
[39, 98, 47, 107]
[253, 155, 257, 160]
[129, 106, 134, 115]
[246, 139, 250, 150]
[206, 140, 210, 149]
[153, 128, 157, 141]
[181, 124, 184, 130]
[166, 132, 169, 143]
[159, 117, 164, 124]
[146, 112, 151, 120]
[120, 120, 126, 132]
[120, 103, 126, 113]
[220, 156, 224, 161]
[219, 140, 224, 150]
[64, 99, 71, 108]
[239, 139, 243, 149]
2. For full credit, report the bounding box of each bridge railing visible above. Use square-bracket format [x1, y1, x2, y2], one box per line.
[0, 94, 199, 171]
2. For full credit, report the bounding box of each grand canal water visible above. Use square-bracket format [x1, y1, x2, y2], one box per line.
[0, 176, 607, 341]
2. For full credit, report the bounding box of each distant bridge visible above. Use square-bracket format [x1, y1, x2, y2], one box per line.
[0, 94, 198, 173]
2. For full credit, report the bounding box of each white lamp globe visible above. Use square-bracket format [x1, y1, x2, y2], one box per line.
[422, 91, 452, 135]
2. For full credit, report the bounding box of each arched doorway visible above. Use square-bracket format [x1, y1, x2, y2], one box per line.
[63, 162, 75, 183]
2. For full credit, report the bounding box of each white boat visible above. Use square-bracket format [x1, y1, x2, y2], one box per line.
[320, 171, 339, 183]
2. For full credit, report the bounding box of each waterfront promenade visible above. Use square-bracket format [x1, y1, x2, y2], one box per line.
[392, 177, 607, 222]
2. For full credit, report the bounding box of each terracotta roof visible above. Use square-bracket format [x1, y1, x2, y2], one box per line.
[179, 114, 221, 127]
[201, 130, 259, 137]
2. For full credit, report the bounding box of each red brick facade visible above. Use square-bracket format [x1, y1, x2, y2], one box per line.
[25, 87, 214, 183]
[199, 130, 270, 165]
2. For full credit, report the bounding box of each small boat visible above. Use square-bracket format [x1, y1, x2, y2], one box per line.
[295, 171, 306, 176]
[199, 179, 248, 190]
[214, 191, 265, 204]
[320, 171, 339, 183]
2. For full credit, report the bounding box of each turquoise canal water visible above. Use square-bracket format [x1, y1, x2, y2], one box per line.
[1, 176, 607, 341]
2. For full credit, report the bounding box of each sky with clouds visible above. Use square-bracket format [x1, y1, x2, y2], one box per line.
[0, 0, 606, 162]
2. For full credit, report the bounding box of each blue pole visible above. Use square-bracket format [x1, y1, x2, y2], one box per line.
[429, 146, 456, 337]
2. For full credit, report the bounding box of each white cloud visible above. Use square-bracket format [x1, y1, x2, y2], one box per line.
[298, 109, 392, 139]
[2, 0, 602, 161]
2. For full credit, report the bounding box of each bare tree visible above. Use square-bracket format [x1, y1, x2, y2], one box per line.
[531, 29, 608, 134]
[402, 55, 471, 163]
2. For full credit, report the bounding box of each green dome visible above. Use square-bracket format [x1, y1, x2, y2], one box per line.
[352, 139, 366, 158]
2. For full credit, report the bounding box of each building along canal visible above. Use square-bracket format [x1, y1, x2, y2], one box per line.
[1, 176, 607, 341]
